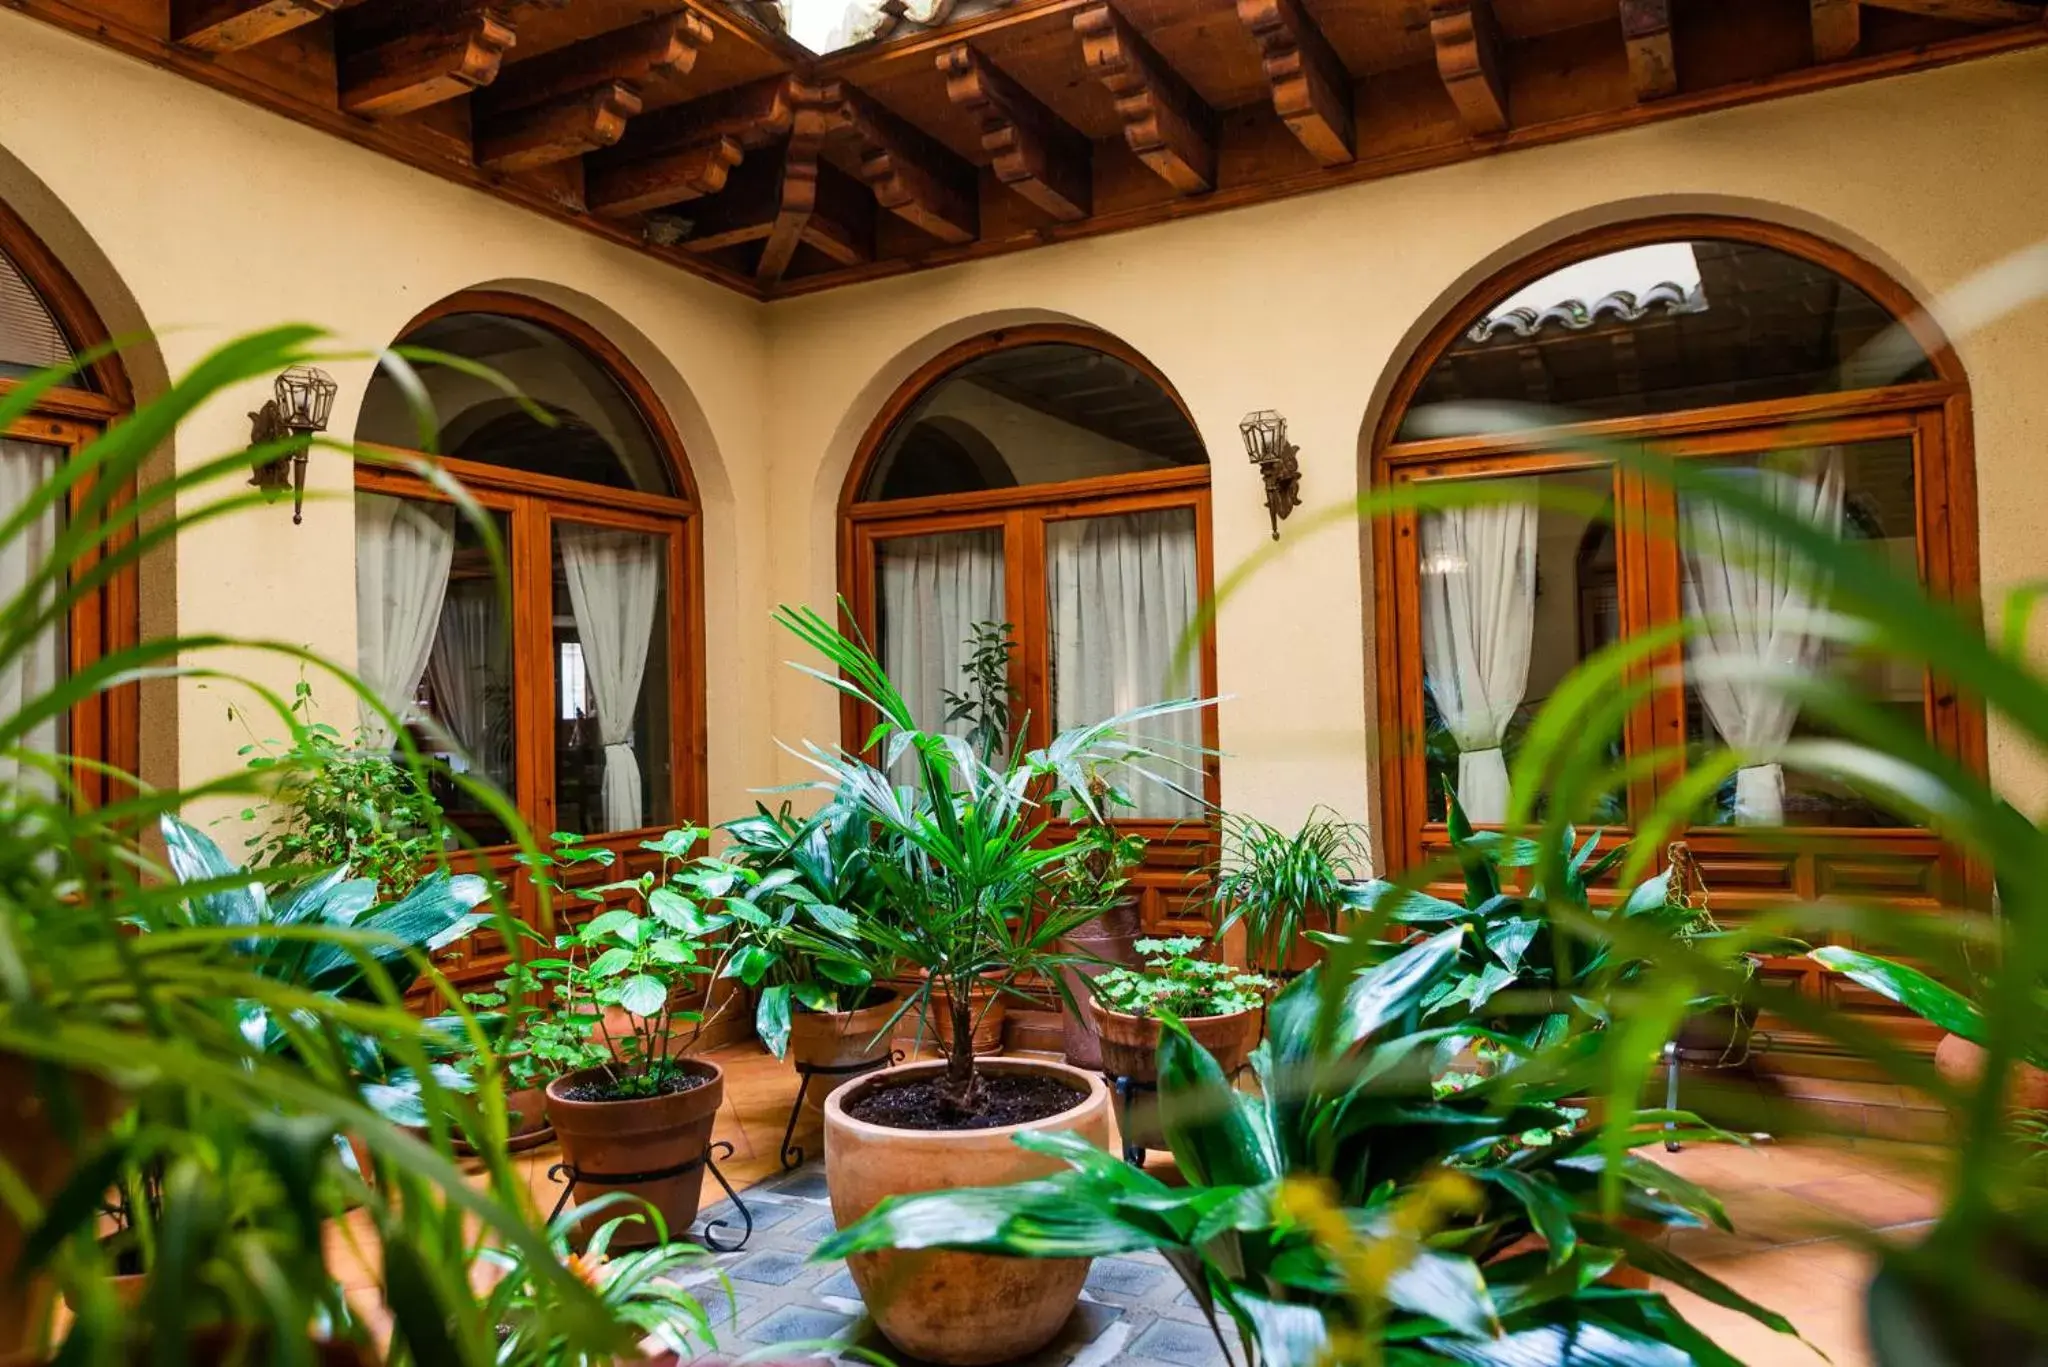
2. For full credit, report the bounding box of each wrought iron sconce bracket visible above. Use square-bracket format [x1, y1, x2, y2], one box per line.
[1239, 409, 1303, 540]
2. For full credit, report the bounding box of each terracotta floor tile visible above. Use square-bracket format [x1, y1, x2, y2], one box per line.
[1780, 1173, 1942, 1229]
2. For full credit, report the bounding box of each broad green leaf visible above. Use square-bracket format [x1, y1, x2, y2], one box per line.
[588, 946, 636, 978]
[582, 908, 641, 944]
[756, 984, 793, 1059]
[618, 974, 669, 1017]
[1809, 946, 1985, 1045]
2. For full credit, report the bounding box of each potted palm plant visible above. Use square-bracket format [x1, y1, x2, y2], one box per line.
[531, 830, 724, 1247]
[777, 603, 1208, 1366]
[1209, 808, 1371, 974]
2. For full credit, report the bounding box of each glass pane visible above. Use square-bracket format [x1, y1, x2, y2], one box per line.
[0, 246, 83, 385]
[1399, 239, 1936, 439]
[415, 509, 516, 847]
[553, 524, 673, 836]
[1680, 438, 1921, 828]
[1046, 509, 1204, 820]
[1420, 468, 1623, 824]
[0, 438, 67, 802]
[356, 313, 672, 494]
[861, 344, 1205, 501]
[874, 530, 1006, 764]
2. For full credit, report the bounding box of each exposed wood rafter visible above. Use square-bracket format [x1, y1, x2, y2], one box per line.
[171, 0, 339, 51]
[582, 76, 796, 217]
[758, 82, 874, 284]
[1074, 3, 1217, 194]
[340, 8, 516, 119]
[588, 137, 745, 216]
[1621, 0, 1677, 100]
[938, 43, 1092, 222]
[1811, 0, 1862, 59]
[1860, 0, 2041, 21]
[1235, 0, 1354, 165]
[843, 89, 980, 245]
[477, 80, 642, 172]
[1429, 0, 1508, 135]
[473, 11, 714, 118]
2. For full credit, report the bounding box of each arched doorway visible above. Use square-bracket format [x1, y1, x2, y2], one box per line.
[0, 194, 135, 805]
[1370, 218, 1980, 1051]
[355, 291, 704, 851]
[840, 325, 1218, 934]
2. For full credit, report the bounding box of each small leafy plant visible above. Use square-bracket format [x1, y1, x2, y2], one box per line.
[941, 618, 1018, 761]
[1091, 937, 1272, 1019]
[445, 953, 607, 1093]
[482, 1193, 720, 1366]
[1209, 808, 1371, 969]
[526, 828, 720, 1099]
[233, 680, 449, 899]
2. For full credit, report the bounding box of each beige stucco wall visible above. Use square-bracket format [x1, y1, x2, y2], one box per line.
[3, 5, 2046, 849]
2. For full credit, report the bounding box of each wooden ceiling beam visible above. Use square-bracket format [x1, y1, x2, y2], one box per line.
[1429, 0, 1508, 135]
[597, 75, 797, 163]
[1621, 0, 1677, 99]
[1235, 0, 1354, 166]
[476, 80, 641, 172]
[759, 82, 873, 283]
[939, 44, 1092, 222]
[1074, 3, 1218, 194]
[843, 88, 979, 245]
[676, 151, 783, 253]
[587, 136, 745, 216]
[340, 8, 517, 120]
[1811, 0, 1861, 59]
[171, 0, 340, 51]
[1859, 0, 2040, 21]
[473, 11, 714, 119]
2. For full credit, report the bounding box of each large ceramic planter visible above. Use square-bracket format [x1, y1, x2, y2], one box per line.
[545, 1059, 723, 1248]
[929, 977, 1006, 1056]
[1086, 1000, 1261, 1150]
[824, 1057, 1110, 1365]
[789, 989, 901, 1112]
[0, 1051, 119, 1353]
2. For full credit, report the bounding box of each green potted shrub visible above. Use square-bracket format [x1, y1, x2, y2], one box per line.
[530, 829, 722, 1247]
[433, 947, 610, 1153]
[778, 603, 1209, 1366]
[1085, 936, 1270, 1150]
[1209, 808, 1371, 974]
[714, 799, 901, 1110]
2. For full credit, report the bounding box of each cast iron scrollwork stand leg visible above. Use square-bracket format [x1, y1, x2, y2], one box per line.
[699, 1142, 753, 1252]
[778, 1050, 905, 1172]
[542, 1145, 755, 1252]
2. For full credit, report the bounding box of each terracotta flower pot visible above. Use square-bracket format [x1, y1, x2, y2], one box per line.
[928, 978, 1006, 1056]
[0, 1052, 120, 1353]
[824, 1057, 1110, 1366]
[545, 1059, 723, 1248]
[789, 989, 901, 1112]
[1086, 1000, 1261, 1150]
[1933, 1032, 2048, 1112]
[1057, 915, 1142, 1071]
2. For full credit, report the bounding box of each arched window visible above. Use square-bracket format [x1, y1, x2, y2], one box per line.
[1373, 219, 1979, 904]
[355, 293, 702, 848]
[0, 197, 134, 805]
[843, 328, 1218, 926]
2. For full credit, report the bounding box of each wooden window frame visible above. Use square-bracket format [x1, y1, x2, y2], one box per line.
[353, 293, 707, 873]
[0, 197, 136, 804]
[1370, 216, 1984, 923]
[839, 326, 1222, 935]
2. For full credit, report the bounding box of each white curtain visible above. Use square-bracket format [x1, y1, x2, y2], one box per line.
[1680, 450, 1846, 825]
[877, 530, 1005, 756]
[1419, 504, 1538, 823]
[425, 583, 503, 780]
[560, 526, 662, 833]
[1047, 510, 1202, 819]
[0, 440, 62, 802]
[355, 493, 455, 749]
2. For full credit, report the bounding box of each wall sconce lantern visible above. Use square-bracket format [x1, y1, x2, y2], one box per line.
[248, 365, 339, 525]
[1239, 410, 1302, 540]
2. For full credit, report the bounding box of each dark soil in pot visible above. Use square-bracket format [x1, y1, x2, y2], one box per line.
[844, 1074, 1087, 1131]
[553, 1069, 713, 1102]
